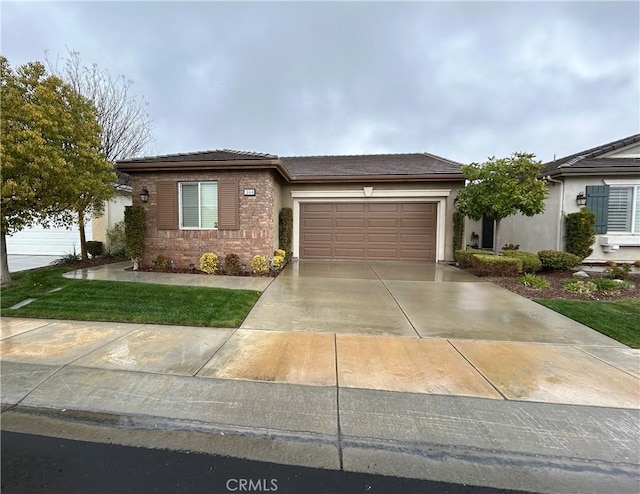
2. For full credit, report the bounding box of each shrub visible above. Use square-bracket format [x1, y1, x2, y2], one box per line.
[124, 205, 145, 261]
[502, 250, 542, 273]
[592, 278, 634, 296]
[471, 254, 522, 277]
[106, 221, 126, 257]
[538, 250, 582, 271]
[279, 208, 293, 255]
[224, 253, 242, 276]
[563, 279, 597, 296]
[155, 255, 170, 271]
[565, 207, 596, 259]
[86, 241, 103, 258]
[453, 209, 465, 252]
[604, 263, 632, 280]
[272, 255, 285, 271]
[634, 260, 640, 268]
[274, 249, 286, 258]
[520, 273, 550, 289]
[252, 255, 268, 275]
[502, 243, 520, 251]
[455, 248, 485, 268]
[199, 253, 218, 274]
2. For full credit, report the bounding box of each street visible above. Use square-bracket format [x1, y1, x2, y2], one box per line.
[1, 431, 526, 494]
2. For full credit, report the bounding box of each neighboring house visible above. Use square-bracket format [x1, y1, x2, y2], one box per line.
[5, 177, 132, 257]
[115, 150, 464, 267]
[466, 134, 640, 262]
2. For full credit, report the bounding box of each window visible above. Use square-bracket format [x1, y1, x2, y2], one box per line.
[180, 182, 218, 229]
[608, 186, 639, 233]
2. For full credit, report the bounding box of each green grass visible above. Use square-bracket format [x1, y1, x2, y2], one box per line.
[535, 298, 640, 348]
[1, 267, 261, 327]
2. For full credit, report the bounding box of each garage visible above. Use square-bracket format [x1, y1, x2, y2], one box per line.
[5, 221, 91, 256]
[300, 202, 436, 261]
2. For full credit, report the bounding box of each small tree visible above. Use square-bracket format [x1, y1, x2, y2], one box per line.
[1, 56, 110, 283]
[455, 153, 548, 255]
[565, 207, 596, 259]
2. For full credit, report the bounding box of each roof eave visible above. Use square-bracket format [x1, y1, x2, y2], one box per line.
[544, 167, 640, 179]
[289, 173, 465, 184]
[115, 159, 292, 181]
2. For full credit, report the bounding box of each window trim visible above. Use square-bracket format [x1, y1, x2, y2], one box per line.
[178, 181, 218, 230]
[606, 184, 639, 235]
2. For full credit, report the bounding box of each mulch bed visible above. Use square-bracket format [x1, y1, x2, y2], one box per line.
[61, 257, 129, 269]
[124, 266, 279, 277]
[478, 270, 640, 301]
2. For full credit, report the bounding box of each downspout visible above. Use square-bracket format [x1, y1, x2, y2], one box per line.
[545, 176, 564, 251]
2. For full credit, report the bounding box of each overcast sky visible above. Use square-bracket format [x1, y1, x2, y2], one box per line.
[2, 1, 638, 164]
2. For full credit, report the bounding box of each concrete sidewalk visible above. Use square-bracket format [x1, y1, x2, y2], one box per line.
[2, 317, 639, 494]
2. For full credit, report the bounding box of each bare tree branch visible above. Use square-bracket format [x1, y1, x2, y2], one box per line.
[45, 48, 153, 162]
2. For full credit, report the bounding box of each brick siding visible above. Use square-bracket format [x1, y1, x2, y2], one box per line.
[131, 170, 276, 269]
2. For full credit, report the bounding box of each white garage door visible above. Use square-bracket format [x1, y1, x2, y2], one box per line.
[5, 220, 92, 256]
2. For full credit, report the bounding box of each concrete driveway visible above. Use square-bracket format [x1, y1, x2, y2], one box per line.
[241, 260, 623, 345]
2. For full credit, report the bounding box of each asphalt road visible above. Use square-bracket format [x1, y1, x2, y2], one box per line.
[1, 431, 528, 494]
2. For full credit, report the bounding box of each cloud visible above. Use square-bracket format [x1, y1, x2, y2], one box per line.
[2, 1, 638, 163]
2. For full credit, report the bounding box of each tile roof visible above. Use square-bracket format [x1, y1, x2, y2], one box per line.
[281, 152, 463, 178]
[116, 149, 464, 181]
[118, 149, 278, 163]
[543, 133, 640, 175]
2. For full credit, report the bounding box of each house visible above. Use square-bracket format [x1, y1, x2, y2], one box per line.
[466, 134, 640, 262]
[5, 176, 132, 257]
[115, 150, 465, 267]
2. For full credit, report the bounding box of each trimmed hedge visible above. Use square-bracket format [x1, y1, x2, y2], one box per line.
[279, 208, 293, 256]
[224, 253, 242, 276]
[252, 255, 268, 275]
[199, 253, 219, 274]
[454, 248, 486, 268]
[502, 250, 542, 273]
[538, 250, 582, 271]
[124, 205, 145, 261]
[471, 254, 522, 277]
[86, 241, 103, 258]
[565, 207, 595, 259]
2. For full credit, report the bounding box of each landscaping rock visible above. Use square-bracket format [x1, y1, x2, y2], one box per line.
[572, 270, 590, 278]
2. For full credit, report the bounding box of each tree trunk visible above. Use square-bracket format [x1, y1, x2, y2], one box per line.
[78, 209, 88, 261]
[1, 232, 12, 285]
[493, 219, 501, 256]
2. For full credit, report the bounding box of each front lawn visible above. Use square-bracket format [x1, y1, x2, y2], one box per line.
[1, 267, 261, 328]
[534, 298, 640, 348]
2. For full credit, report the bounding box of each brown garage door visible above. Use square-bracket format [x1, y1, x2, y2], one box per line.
[300, 202, 436, 260]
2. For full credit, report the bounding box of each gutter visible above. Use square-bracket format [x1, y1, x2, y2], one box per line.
[545, 175, 564, 251]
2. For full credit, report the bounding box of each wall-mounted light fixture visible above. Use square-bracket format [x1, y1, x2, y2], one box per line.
[576, 191, 587, 207]
[140, 187, 150, 203]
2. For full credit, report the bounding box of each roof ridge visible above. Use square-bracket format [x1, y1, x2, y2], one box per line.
[282, 152, 438, 159]
[558, 154, 587, 168]
[221, 148, 278, 158]
[420, 152, 464, 166]
[551, 133, 640, 164]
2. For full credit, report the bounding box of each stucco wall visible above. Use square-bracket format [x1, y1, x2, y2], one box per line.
[91, 190, 132, 247]
[131, 170, 277, 268]
[468, 175, 640, 262]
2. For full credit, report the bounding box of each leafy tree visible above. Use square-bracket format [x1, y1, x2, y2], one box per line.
[1, 56, 113, 283]
[455, 153, 548, 255]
